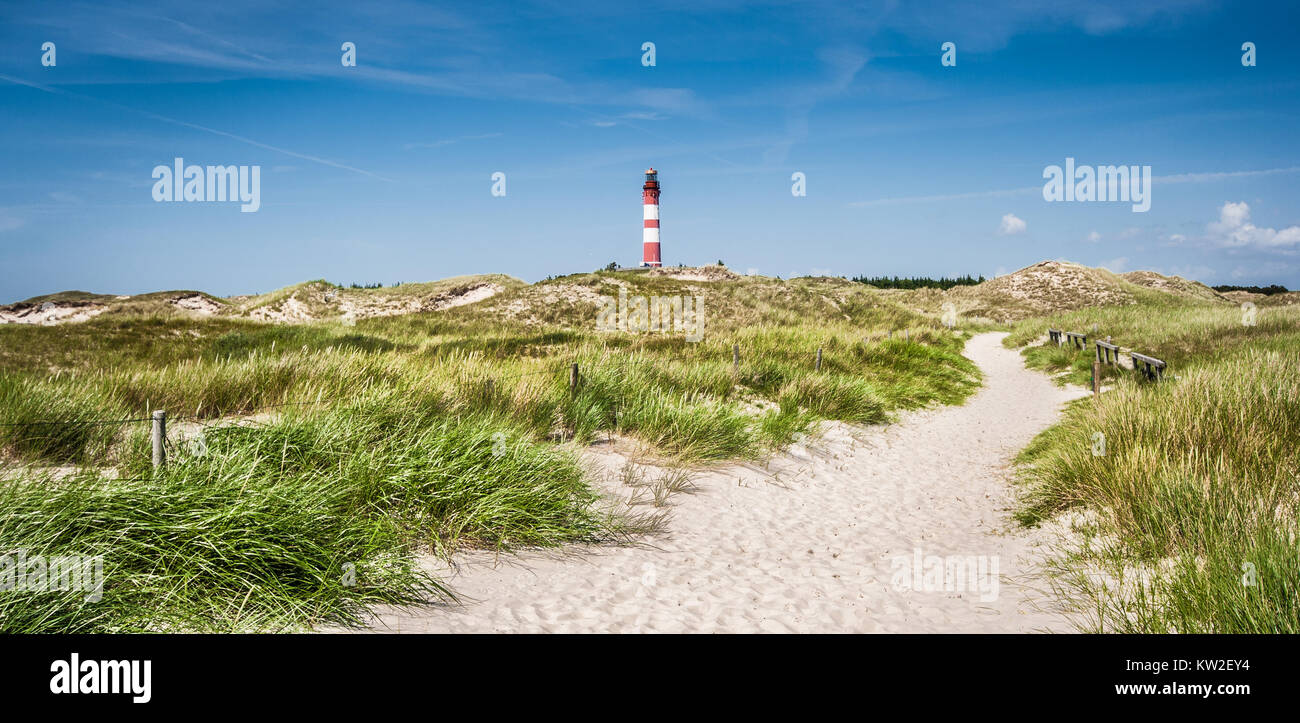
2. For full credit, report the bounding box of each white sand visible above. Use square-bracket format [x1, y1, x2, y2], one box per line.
[169, 293, 224, 315]
[352, 332, 1089, 633]
[0, 303, 107, 325]
[428, 283, 501, 311]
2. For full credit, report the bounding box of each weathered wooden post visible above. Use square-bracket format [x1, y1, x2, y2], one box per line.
[569, 363, 579, 393]
[732, 344, 740, 378]
[151, 410, 167, 470]
[815, 348, 822, 372]
[1092, 345, 1101, 398]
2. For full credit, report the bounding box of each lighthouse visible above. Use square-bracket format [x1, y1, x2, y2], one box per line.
[641, 168, 661, 267]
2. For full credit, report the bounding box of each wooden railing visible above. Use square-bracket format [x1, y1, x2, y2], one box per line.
[1094, 339, 1120, 365]
[1129, 351, 1167, 381]
[1046, 328, 1169, 393]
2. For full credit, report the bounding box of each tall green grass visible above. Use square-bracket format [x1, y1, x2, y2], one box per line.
[0, 375, 130, 463]
[1012, 301, 1300, 632]
[0, 394, 618, 632]
[0, 273, 981, 631]
[1006, 300, 1300, 386]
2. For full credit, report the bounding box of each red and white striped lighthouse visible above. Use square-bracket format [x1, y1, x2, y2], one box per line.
[641, 168, 661, 267]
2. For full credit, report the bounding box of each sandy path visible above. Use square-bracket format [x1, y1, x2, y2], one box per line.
[355, 332, 1088, 633]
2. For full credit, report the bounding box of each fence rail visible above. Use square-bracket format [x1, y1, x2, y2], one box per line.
[1129, 351, 1167, 381]
[1048, 328, 1169, 393]
[1094, 339, 1120, 365]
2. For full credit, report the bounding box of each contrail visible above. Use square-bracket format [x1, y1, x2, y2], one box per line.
[0, 73, 394, 182]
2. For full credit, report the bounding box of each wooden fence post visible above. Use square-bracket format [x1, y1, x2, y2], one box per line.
[816, 348, 822, 372]
[569, 363, 579, 393]
[151, 410, 167, 470]
[732, 344, 740, 378]
[1092, 359, 1100, 398]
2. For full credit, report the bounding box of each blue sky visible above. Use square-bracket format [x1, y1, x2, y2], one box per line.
[2, 0, 1299, 302]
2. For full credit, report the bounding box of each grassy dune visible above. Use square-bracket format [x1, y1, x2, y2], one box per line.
[0, 271, 978, 631]
[1007, 299, 1300, 632]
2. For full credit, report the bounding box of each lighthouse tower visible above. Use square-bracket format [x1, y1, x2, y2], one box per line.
[641, 168, 661, 267]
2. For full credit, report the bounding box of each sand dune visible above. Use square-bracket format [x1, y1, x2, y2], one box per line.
[351, 332, 1089, 633]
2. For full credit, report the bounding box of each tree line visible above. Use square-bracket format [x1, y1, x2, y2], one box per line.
[851, 274, 985, 290]
[1212, 284, 1290, 296]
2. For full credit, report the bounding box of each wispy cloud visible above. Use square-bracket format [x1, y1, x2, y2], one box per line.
[1156, 167, 1300, 184]
[403, 132, 503, 150]
[0, 209, 24, 233]
[0, 73, 394, 182]
[851, 166, 1300, 207]
[851, 186, 1038, 207]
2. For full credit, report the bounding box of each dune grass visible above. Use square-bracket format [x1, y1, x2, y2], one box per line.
[1005, 297, 1300, 386]
[0, 396, 616, 632]
[0, 271, 980, 632]
[1009, 300, 1300, 632]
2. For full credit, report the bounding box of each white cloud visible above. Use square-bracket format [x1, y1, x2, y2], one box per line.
[1219, 201, 1251, 228]
[998, 213, 1026, 235]
[1099, 257, 1129, 273]
[1208, 201, 1300, 249]
[1086, 230, 1101, 243]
